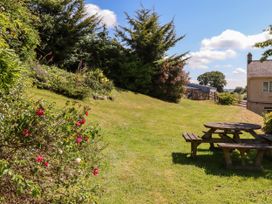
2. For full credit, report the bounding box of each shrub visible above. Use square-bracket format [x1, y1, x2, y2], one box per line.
[0, 49, 21, 92]
[217, 92, 237, 105]
[83, 69, 114, 96]
[0, 85, 104, 203]
[151, 58, 189, 102]
[263, 112, 272, 134]
[32, 65, 113, 99]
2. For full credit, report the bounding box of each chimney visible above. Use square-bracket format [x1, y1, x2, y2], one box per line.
[247, 52, 252, 64]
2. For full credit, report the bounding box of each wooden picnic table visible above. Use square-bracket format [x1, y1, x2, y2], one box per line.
[202, 122, 262, 149]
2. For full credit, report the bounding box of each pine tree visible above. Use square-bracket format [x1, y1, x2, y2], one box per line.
[29, 0, 101, 69]
[116, 7, 185, 64]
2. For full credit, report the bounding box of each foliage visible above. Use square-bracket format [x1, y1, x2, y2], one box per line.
[114, 7, 188, 96]
[197, 71, 227, 92]
[0, 0, 39, 61]
[0, 49, 21, 92]
[28, 0, 101, 68]
[31, 65, 113, 99]
[233, 86, 246, 94]
[217, 92, 237, 105]
[116, 7, 185, 64]
[151, 57, 189, 102]
[255, 26, 272, 61]
[0, 85, 104, 203]
[263, 112, 272, 134]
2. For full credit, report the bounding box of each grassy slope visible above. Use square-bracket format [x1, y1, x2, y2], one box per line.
[28, 88, 272, 204]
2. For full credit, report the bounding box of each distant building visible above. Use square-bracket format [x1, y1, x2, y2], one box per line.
[185, 83, 217, 100]
[247, 53, 272, 115]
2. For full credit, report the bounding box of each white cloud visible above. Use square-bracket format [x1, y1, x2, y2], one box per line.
[187, 29, 271, 69]
[226, 78, 246, 89]
[202, 29, 270, 50]
[85, 4, 117, 28]
[188, 49, 236, 69]
[233, 67, 246, 74]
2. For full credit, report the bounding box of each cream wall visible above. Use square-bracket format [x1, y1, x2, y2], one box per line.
[247, 78, 272, 103]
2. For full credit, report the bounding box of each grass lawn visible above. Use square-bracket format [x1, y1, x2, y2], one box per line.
[28, 88, 272, 204]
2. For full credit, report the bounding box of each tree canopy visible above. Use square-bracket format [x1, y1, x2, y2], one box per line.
[197, 71, 227, 92]
[255, 25, 272, 61]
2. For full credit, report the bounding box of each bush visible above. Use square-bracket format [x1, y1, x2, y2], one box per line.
[263, 112, 272, 134]
[217, 92, 237, 105]
[151, 58, 189, 102]
[83, 69, 114, 96]
[0, 85, 104, 203]
[31, 65, 113, 99]
[0, 49, 21, 92]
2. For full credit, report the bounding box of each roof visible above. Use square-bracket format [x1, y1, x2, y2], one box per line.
[186, 83, 216, 93]
[248, 60, 272, 78]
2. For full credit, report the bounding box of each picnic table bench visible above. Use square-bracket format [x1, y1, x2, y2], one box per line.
[182, 122, 262, 158]
[218, 143, 272, 169]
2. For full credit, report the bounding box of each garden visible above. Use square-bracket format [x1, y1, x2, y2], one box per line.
[1, 0, 272, 203]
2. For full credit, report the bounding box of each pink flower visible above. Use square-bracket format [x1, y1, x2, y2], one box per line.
[92, 167, 99, 176]
[85, 111, 89, 116]
[36, 155, 43, 163]
[76, 136, 83, 144]
[36, 108, 45, 116]
[44, 161, 49, 167]
[80, 118, 86, 125]
[76, 121, 81, 127]
[22, 129, 31, 137]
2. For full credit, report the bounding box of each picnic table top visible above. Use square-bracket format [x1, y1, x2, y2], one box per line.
[204, 122, 261, 131]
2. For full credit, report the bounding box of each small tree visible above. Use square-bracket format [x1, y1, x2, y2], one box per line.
[197, 71, 227, 92]
[233, 86, 245, 94]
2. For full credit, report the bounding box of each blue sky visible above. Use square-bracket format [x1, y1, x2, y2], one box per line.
[85, 0, 272, 88]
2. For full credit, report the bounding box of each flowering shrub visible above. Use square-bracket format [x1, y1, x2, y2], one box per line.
[0, 86, 105, 203]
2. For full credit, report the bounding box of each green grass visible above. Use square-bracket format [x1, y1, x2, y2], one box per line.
[27, 88, 272, 204]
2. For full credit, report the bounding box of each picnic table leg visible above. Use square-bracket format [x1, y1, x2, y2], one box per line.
[255, 150, 265, 168]
[222, 148, 232, 168]
[191, 142, 199, 158]
[239, 149, 246, 166]
[202, 128, 216, 151]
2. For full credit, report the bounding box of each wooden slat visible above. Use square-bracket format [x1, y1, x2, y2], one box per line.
[182, 132, 201, 141]
[218, 143, 272, 150]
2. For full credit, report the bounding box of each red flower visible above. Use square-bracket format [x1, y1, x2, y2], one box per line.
[85, 111, 89, 116]
[36, 108, 45, 116]
[80, 118, 86, 125]
[36, 155, 43, 163]
[76, 136, 83, 144]
[22, 129, 31, 137]
[92, 167, 99, 176]
[76, 121, 81, 127]
[44, 161, 49, 167]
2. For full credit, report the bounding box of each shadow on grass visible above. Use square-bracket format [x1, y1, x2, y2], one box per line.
[172, 151, 272, 178]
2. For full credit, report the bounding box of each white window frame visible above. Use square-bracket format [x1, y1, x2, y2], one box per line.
[263, 81, 272, 92]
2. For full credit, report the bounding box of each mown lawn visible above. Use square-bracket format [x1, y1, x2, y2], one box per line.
[28, 88, 272, 204]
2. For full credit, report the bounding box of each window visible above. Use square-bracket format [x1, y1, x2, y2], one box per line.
[263, 82, 269, 92]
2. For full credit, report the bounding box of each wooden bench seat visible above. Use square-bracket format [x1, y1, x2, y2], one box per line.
[218, 143, 272, 169]
[182, 132, 258, 158]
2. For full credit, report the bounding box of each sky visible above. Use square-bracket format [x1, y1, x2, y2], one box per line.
[85, 0, 272, 88]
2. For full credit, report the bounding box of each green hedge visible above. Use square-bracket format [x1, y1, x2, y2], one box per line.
[217, 92, 238, 105]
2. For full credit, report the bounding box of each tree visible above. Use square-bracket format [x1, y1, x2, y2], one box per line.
[233, 86, 245, 94]
[28, 0, 101, 70]
[255, 25, 272, 61]
[116, 7, 185, 64]
[197, 71, 227, 92]
[115, 7, 188, 94]
[0, 0, 40, 61]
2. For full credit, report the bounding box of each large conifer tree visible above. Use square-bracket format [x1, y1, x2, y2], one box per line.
[29, 0, 101, 69]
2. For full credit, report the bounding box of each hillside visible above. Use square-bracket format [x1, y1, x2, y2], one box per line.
[27, 88, 272, 204]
